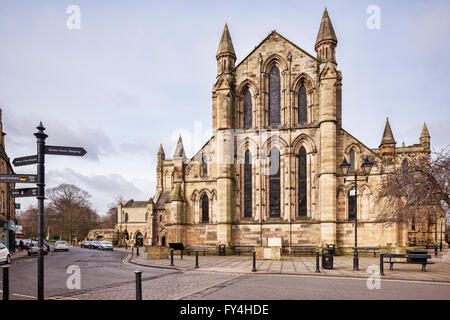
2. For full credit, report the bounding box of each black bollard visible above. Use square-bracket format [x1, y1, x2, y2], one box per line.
[315, 251, 320, 273]
[195, 250, 199, 268]
[132, 244, 134, 255]
[380, 253, 384, 276]
[252, 250, 256, 272]
[170, 248, 174, 266]
[135, 270, 142, 300]
[3, 265, 9, 301]
[181, 249, 183, 260]
[125, 242, 127, 250]
[137, 245, 139, 257]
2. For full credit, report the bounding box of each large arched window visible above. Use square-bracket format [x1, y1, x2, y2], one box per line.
[269, 66, 281, 125]
[298, 147, 307, 216]
[401, 159, 409, 172]
[269, 147, 281, 217]
[348, 190, 356, 221]
[201, 194, 209, 223]
[244, 88, 252, 129]
[349, 149, 355, 171]
[124, 212, 128, 223]
[244, 150, 252, 218]
[298, 84, 307, 124]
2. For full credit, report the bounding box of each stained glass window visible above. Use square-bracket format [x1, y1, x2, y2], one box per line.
[244, 89, 252, 129]
[269, 148, 280, 217]
[298, 147, 307, 216]
[269, 66, 281, 125]
[244, 150, 252, 218]
[298, 84, 307, 124]
[201, 194, 209, 223]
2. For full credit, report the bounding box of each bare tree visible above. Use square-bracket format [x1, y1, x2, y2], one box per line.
[375, 147, 449, 226]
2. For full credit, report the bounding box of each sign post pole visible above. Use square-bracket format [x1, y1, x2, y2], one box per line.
[34, 122, 47, 301]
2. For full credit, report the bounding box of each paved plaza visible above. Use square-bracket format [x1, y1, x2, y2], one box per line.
[124, 248, 450, 283]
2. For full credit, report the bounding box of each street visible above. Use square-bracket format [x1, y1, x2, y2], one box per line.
[1, 247, 449, 300]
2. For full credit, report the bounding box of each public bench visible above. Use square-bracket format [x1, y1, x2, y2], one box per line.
[185, 246, 209, 256]
[234, 246, 255, 256]
[290, 247, 317, 256]
[353, 247, 380, 257]
[169, 243, 185, 259]
[380, 253, 434, 274]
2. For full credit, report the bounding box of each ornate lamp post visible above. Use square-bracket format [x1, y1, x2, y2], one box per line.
[340, 156, 374, 271]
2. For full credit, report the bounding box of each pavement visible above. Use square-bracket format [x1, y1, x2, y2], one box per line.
[119, 247, 450, 283]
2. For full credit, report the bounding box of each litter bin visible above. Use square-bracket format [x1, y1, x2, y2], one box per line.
[219, 244, 226, 256]
[322, 248, 334, 269]
[326, 244, 336, 256]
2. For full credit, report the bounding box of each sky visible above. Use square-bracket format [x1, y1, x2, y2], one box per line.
[1, 0, 449, 215]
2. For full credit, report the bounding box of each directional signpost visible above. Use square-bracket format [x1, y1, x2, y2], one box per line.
[45, 145, 87, 156]
[10, 188, 38, 198]
[12, 155, 38, 167]
[5, 122, 87, 301]
[0, 174, 38, 183]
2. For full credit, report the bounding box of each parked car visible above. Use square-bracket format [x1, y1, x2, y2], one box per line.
[98, 241, 113, 251]
[27, 241, 49, 256]
[81, 241, 91, 248]
[54, 240, 69, 252]
[90, 241, 101, 249]
[0, 243, 11, 264]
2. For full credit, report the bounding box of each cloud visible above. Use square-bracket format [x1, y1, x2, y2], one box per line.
[3, 110, 116, 161]
[45, 168, 145, 213]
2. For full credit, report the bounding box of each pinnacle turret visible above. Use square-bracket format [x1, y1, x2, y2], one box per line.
[216, 23, 236, 58]
[315, 8, 338, 62]
[173, 135, 186, 159]
[380, 118, 396, 147]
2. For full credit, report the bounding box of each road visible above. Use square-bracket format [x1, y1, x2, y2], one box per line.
[2, 246, 175, 299]
[1, 247, 449, 300]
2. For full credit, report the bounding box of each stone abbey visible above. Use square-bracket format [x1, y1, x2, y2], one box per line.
[114, 9, 436, 251]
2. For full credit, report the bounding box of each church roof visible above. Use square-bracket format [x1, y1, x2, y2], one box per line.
[315, 7, 337, 47]
[123, 199, 152, 208]
[216, 24, 236, 58]
[235, 30, 318, 69]
[380, 118, 396, 146]
[155, 189, 170, 210]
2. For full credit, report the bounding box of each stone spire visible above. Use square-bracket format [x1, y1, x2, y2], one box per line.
[380, 118, 396, 146]
[315, 8, 338, 62]
[315, 8, 337, 47]
[216, 24, 236, 76]
[173, 135, 186, 159]
[420, 122, 430, 139]
[216, 23, 236, 58]
[420, 122, 430, 150]
[157, 143, 165, 157]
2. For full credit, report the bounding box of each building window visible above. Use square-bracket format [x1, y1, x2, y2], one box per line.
[298, 147, 307, 216]
[402, 159, 409, 172]
[348, 190, 356, 221]
[244, 150, 252, 218]
[298, 84, 307, 124]
[269, 66, 281, 125]
[201, 194, 209, 223]
[349, 149, 355, 171]
[244, 88, 252, 129]
[269, 147, 280, 217]
[202, 154, 208, 178]
[124, 213, 128, 222]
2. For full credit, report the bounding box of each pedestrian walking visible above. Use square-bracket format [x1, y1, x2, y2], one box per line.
[19, 239, 24, 252]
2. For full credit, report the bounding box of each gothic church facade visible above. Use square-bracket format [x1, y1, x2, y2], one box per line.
[142, 9, 432, 250]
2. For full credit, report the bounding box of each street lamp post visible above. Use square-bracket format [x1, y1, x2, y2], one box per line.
[340, 156, 374, 271]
